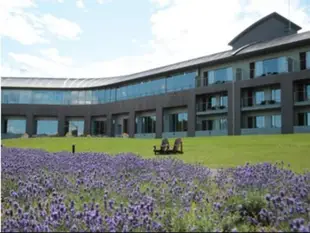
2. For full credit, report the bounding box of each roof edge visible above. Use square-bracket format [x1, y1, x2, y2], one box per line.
[228, 12, 302, 46]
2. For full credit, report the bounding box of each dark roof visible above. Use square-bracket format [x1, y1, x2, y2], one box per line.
[228, 12, 302, 46]
[1, 22, 310, 89]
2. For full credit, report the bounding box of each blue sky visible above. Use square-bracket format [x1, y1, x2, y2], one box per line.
[1, 0, 310, 78]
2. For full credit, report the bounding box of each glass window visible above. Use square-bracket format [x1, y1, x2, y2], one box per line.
[70, 91, 79, 104]
[271, 89, 281, 103]
[255, 91, 265, 105]
[271, 115, 281, 128]
[209, 96, 217, 108]
[256, 116, 265, 128]
[78, 91, 85, 104]
[110, 88, 116, 102]
[6, 119, 26, 134]
[255, 61, 263, 77]
[19, 90, 32, 104]
[68, 120, 84, 136]
[306, 84, 310, 101]
[306, 51, 310, 69]
[263, 58, 279, 74]
[36, 120, 58, 135]
[220, 95, 228, 107]
[85, 91, 92, 104]
[54, 91, 64, 105]
[2, 90, 9, 104]
[219, 118, 227, 130]
[127, 85, 133, 99]
[135, 116, 156, 134]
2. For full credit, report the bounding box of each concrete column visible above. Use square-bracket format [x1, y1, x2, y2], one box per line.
[84, 115, 91, 136]
[1, 118, 7, 133]
[187, 92, 196, 137]
[155, 107, 163, 138]
[228, 83, 241, 135]
[106, 113, 113, 137]
[128, 111, 135, 138]
[281, 79, 294, 134]
[26, 113, 35, 137]
[57, 114, 66, 136]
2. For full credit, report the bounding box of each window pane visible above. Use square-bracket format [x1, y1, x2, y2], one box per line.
[271, 89, 281, 103]
[255, 91, 265, 104]
[256, 116, 265, 128]
[272, 115, 281, 128]
[36, 120, 58, 135]
[6, 119, 26, 134]
[263, 58, 278, 73]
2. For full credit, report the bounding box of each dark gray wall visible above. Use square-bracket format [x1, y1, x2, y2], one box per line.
[231, 17, 297, 50]
[2, 69, 310, 138]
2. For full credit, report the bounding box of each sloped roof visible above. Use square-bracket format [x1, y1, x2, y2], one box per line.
[228, 12, 302, 46]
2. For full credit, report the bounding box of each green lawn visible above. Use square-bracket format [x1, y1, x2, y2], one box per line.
[2, 134, 310, 173]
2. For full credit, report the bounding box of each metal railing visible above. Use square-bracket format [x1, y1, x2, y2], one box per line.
[195, 77, 232, 87]
[241, 96, 281, 108]
[196, 102, 228, 112]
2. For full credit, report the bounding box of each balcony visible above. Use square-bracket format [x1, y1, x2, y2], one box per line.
[196, 102, 228, 115]
[241, 96, 281, 111]
[195, 118, 228, 136]
[294, 90, 310, 106]
[236, 56, 298, 81]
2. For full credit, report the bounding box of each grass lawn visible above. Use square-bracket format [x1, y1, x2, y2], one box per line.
[2, 133, 310, 173]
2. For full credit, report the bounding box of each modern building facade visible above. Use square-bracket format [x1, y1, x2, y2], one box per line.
[1, 12, 310, 139]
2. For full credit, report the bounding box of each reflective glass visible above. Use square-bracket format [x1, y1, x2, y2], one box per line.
[256, 116, 265, 128]
[255, 91, 265, 104]
[219, 118, 227, 130]
[271, 89, 281, 103]
[306, 84, 310, 100]
[19, 90, 32, 104]
[135, 116, 156, 134]
[208, 67, 232, 85]
[220, 95, 228, 107]
[263, 58, 278, 73]
[54, 91, 64, 105]
[68, 120, 84, 136]
[6, 119, 26, 134]
[36, 120, 58, 135]
[2, 70, 197, 105]
[271, 115, 281, 128]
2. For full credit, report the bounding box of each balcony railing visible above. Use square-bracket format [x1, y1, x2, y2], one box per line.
[241, 97, 281, 108]
[294, 90, 310, 102]
[195, 77, 232, 88]
[196, 102, 228, 112]
[236, 57, 302, 81]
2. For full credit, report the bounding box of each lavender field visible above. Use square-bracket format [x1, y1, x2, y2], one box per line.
[1, 146, 310, 232]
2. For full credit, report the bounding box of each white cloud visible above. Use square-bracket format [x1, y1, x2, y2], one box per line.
[3, 0, 310, 78]
[147, 0, 310, 64]
[40, 48, 73, 66]
[97, 0, 108, 4]
[8, 51, 74, 77]
[76, 0, 85, 8]
[150, 0, 172, 8]
[41, 14, 82, 40]
[0, 0, 48, 45]
[0, 0, 82, 44]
